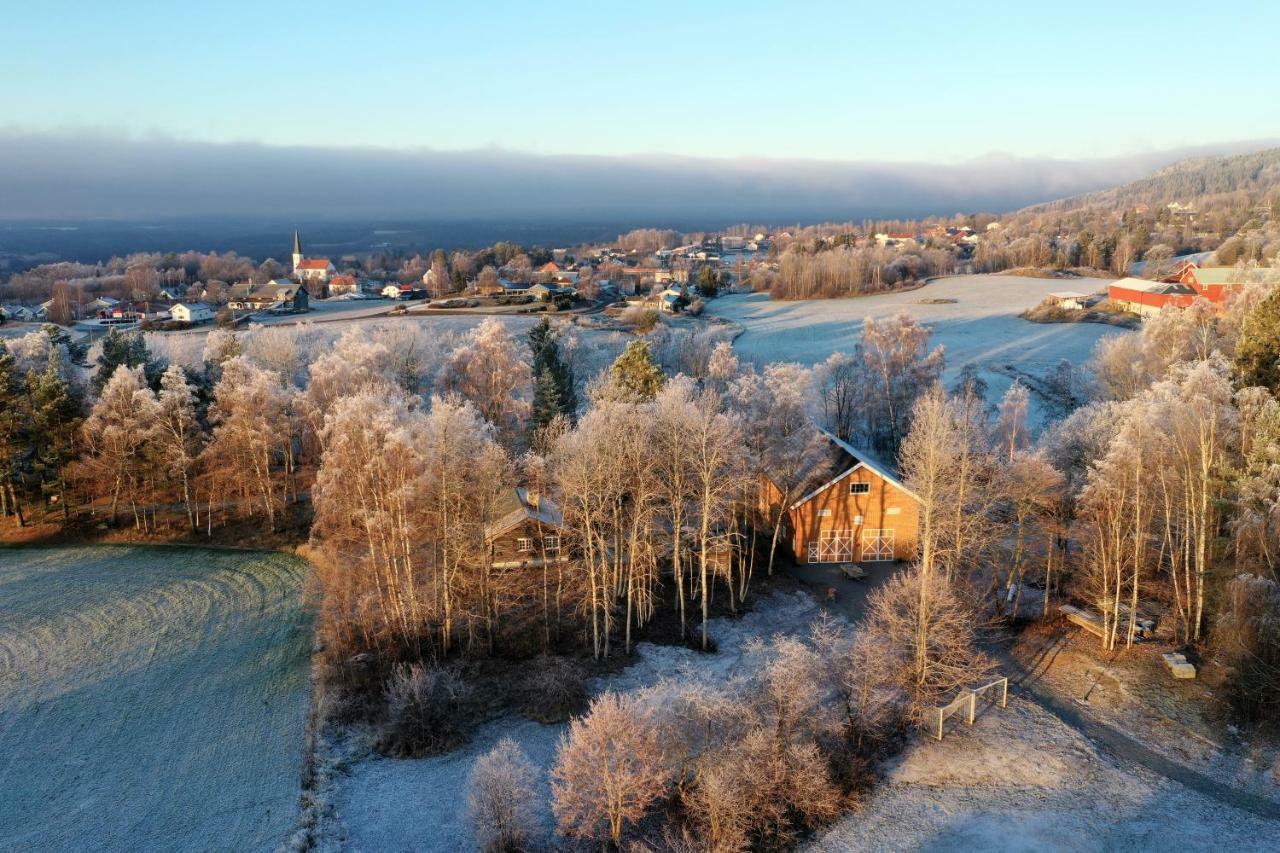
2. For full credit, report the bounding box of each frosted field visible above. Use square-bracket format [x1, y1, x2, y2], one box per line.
[809, 696, 1280, 852]
[0, 546, 312, 853]
[709, 275, 1128, 419]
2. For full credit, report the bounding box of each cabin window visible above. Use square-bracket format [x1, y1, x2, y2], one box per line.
[849, 482, 871, 495]
[543, 535, 560, 554]
[517, 537, 534, 552]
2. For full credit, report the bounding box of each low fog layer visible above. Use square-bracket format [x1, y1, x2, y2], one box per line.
[0, 133, 1273, 221]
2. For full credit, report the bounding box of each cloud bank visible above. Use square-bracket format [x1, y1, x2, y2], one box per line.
[0, 132, 1274, 222]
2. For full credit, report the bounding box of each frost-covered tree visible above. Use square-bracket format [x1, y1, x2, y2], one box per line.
[466, 737, 540, 853]
[155, 365, 204, 530]
[551, 691, 666, 845]
[861, 564, 994, 723]
[202, 356, 295, 527]
[858, 313, 945, 453]
[993, 382, 1030, 461]
[442, 318, 532, 443]
[730, 362, 823, 575]
[79, 365, 160, 525]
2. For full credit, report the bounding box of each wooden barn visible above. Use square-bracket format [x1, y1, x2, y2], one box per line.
[762, 430, 920, 564]
[485, 487, 570, 569]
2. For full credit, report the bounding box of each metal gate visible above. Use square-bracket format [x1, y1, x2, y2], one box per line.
[860, 528, 895, 561]
[807, 530, 855, 563]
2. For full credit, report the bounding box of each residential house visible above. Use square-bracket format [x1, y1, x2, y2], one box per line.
[169, 302, 216, 324]
[658, 287, 687, 313]
[2, 305, 35, 322]
[382, 283, 427, 300]
[485, 487, 570, 569]
[500, 279, 533, 295]
[761, 430, 920, 564]
[328, 274, 360, 295]
[227, 280, 310, 312]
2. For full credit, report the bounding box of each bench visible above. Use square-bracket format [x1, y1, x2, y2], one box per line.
[838, 563, 866, 580]
[1162, 652, 1197, 679]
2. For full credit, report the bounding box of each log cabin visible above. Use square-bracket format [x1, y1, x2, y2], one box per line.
[485, 487, 570, 569]
[761, 430, 920, 564]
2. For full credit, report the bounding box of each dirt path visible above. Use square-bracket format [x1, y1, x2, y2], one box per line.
[999, 638, 1280, 822]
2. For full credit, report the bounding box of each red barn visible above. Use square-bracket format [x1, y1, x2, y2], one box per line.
[1109, 263, 1278, 316]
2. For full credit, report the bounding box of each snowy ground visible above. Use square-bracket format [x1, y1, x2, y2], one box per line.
[0, 545, 312, 853]
[319, 582, 1280, 852]
[809, 695, 1280, 852]
[316, 591, 830, 852]
[707, 275, 1129, 424]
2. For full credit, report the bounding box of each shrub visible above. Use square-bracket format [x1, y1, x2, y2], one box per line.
[379, 663, 470, 757]
[520, 656, 587, 723]
[467, 737, 540, 853]
[619, 305, 660, 332]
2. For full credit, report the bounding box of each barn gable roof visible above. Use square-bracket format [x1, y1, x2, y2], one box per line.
[788, 430, 920, 510]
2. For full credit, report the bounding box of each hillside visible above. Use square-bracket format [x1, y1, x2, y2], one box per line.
[970, 146, 1280, 275]
[1024, 147, 1280, 216]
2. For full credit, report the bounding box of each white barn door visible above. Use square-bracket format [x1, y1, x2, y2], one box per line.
[860, 529, 895, 561]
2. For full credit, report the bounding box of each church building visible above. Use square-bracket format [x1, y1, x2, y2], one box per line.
[292, 229, 335, 283]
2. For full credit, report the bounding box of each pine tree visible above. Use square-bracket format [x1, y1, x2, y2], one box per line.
[608, 340, 666, 402]
[0, 342, 26, 523]
[1236, 289, 1280, 392]
[26, 350, 83, 518]
[93, 329, 164, 396]
[527, 318, 577, 428]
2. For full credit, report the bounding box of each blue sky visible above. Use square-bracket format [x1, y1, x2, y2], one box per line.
[2, 0, 1277, 163]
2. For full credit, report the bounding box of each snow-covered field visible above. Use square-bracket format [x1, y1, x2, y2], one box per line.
[0, 545, 312, 853]
[708, 275, 1128, 420]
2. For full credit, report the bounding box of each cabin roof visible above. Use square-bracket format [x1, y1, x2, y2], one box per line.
[485, 486, 567, 540]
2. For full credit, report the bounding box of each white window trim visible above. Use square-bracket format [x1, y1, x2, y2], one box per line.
[516, 537, 534, 552]
[849, 482, 871, 495]
[543, 535, 560, 553]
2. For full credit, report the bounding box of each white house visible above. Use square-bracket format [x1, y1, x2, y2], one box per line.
[2, 305, 35, 322]
[170, 302, 215, 324]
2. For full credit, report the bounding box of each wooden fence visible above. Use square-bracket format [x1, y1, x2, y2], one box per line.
[930, 676, 1008, 741]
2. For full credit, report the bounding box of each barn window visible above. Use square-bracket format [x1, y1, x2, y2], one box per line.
[817, 508, 831, 517]
[849, 482, 871, 495]
[886, 507, 901, 516]
[517, 537, 534, 552]
[543, 535, 560, 554]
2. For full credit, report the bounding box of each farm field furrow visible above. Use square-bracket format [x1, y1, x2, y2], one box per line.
[0, 546, 312, 853]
